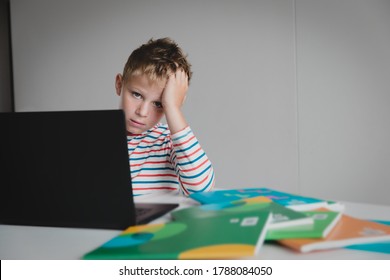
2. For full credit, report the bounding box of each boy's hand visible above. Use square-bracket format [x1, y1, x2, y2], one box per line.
[162, 69, 188, 111]
[162, 69, 189, 134]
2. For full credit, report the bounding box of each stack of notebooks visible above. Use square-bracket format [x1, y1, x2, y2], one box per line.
[83, 188, 390, 259]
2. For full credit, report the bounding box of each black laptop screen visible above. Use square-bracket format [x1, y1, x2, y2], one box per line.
[0, 110, 136, 229]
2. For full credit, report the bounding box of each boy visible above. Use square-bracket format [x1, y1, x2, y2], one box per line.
[115, 38, 215, 196]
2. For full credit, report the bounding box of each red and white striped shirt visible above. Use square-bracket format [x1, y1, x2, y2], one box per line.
[127, 124, 215, 196]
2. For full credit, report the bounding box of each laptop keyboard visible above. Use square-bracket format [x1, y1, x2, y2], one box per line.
[135, 207, 151, 216]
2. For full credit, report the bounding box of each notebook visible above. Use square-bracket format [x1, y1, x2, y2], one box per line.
[0, 109, 178, 230]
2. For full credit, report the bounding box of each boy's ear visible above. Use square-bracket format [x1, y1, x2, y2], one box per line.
[115, 74, 123, 96]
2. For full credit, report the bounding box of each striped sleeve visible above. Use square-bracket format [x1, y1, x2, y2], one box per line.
[170, 126, 215, 195]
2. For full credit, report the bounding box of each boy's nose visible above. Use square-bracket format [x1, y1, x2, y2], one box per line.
[136, 102, 149, 117]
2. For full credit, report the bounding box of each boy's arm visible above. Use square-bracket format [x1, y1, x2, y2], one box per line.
[170, 127, 215, 195]
[162, 69, 215, 194]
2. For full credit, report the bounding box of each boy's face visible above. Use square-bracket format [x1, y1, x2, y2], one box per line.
[115, 73, 165, 134]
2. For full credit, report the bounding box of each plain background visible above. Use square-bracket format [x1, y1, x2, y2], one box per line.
[2, 0, 390, 205]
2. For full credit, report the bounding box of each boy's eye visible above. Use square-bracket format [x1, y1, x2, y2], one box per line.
[153, 102, 163, 109]
[132, 92, 142, 99]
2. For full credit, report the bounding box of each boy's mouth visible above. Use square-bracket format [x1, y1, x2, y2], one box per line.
[129, 119, 145, 127]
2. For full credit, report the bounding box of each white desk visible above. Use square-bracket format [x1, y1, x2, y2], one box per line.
[1, 193, 389, 260]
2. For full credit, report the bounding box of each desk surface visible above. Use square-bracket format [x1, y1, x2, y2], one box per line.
[1, 193, 389, 260]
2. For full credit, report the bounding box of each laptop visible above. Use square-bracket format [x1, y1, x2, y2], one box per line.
[0, 109, 178, 230]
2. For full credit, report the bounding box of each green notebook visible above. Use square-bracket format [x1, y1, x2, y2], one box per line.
[266, 209, 342, 240]
[83, 211, 271, 260]
[171, 196, 313, 230]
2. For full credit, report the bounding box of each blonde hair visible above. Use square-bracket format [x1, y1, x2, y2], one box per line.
[122, 37, 192, 83]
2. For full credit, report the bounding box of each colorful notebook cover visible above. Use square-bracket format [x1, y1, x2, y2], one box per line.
[83, 211, 271, 260]
[266, 208, 342, 240]
[189, 188, 341, 211]
[345, 220, 390, 254]
[171, 196, 313, 230]
[278, 215, 390, 253]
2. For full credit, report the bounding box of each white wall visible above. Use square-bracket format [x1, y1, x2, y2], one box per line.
[296, 0, 390, 205]
[9, 0, 390, 205]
